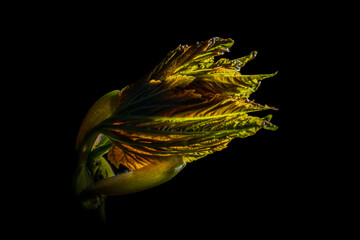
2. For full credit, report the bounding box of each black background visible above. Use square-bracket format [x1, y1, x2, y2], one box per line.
[13, 5, 318, 238]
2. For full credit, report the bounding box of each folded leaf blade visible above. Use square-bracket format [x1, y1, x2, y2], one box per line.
[96, 37, 278, 171]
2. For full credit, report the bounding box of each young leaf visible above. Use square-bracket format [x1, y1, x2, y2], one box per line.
[92, 37, 278, 173]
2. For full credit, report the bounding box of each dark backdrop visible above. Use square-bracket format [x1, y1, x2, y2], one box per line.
[23, 6, 303, 238]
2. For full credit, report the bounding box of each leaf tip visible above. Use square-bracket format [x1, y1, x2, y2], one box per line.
[262, 114, 278, 131]
[251, 50, 258, 58]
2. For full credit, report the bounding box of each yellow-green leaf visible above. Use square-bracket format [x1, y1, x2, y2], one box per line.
[95, 37, 278, 170]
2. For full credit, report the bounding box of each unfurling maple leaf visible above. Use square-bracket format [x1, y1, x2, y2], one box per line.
[74, 37, 278, 210]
